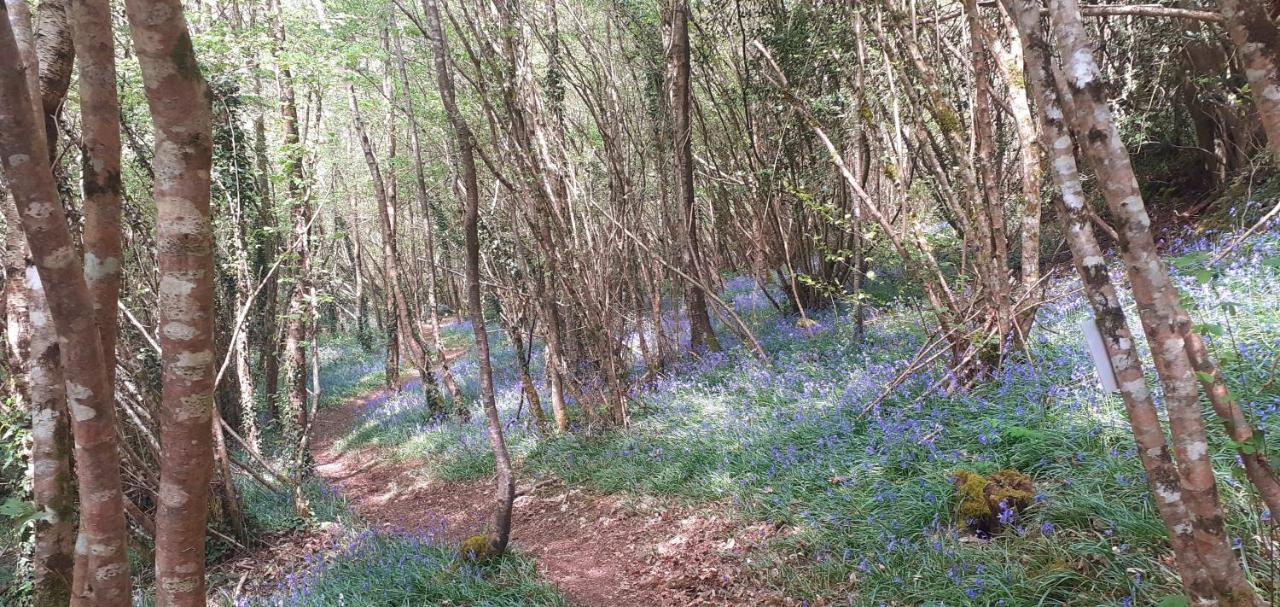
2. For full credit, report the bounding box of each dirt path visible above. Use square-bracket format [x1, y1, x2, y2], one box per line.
[310, 383, 796, 607]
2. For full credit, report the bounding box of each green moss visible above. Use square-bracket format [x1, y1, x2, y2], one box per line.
[953, 468, 1035, 531]
[935, 106, 962, 135]
[954, 470, 992, 521]
[459, 534, 497, 562]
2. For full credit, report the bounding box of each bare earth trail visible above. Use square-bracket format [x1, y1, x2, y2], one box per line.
[310, 381, 799, 607]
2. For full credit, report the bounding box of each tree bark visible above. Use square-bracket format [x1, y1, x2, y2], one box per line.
[422, 0, 515, 554]
[1046, 0, 1257, 602]
[668, 0, 720, 353]
[0, 4, 130, 604]
[389, 15, 463, 405]
[1002, 1, 1219, 599]
[120, 0, 217, 604]
[1218, 0, 1280, 160]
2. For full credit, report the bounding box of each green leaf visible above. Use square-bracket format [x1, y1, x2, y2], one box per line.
[1194, 323, 1224, 337]
[1262, 256, 1280, 269]
[1195, 371, 1215, 383]
[0, 497, 37, 526]
[1157, 595, 1190, 607]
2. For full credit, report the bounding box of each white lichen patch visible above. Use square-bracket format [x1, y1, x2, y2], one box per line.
[159, 483, 190, 508]
[1183, 440, 1208, 462]
[1068, 49, 1096, 88]
[1120, 378, 1150, 401]
[70, 403, 98, 422]
[8, 154, 29, 167]
[159, 275, 197, 296]
[23, 201, 56, 220]
[162, 322, 198, 341]
[173, 350, 214, 383]
[84, 253, 121, 282]
[95, 563, 125, 581]
[1159, 336, 1185, 358]
[44, 246, 76, 269]
[31, 407, 57, 441]
[176, 393, 214, 422]
[1155, 484, 1182, 504]
[66, 383, 96, 422]
[161, 576, 199, 594]
[90, 543, 118, 556]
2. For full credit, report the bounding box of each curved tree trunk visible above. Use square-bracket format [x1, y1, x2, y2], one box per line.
[0, 5, 130, 604]
[422, 0, 515, 554]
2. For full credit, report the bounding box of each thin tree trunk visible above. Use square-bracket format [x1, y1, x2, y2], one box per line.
[668, 0, 720, 353]
[422, 0, 514, 554]
[8, 3, 79, 604]
[1046, 0, 1257, 601]
[272, 0, 313, 464]
[1002, 1, 1218, 598]
[390, 15, 463, 404]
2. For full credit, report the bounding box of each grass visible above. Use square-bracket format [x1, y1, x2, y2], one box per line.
[235, 528, 565, 607]
[318, 227, 1280, 605]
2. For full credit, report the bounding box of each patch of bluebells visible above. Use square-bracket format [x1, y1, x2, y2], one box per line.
[322, 228, 1280, 605]
[244, 523, 563, 607]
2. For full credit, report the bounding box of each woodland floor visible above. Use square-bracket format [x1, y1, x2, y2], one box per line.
[309, 377, 797, 607]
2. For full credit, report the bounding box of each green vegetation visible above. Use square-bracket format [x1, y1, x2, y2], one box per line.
[320, 231, 1280, 605]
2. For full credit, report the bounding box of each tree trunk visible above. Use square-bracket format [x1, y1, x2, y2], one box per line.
[1218, 0, 1280, 159]
[422, 0, 515, 554]
[0, 5, 130, 604]
[272, 0, 312, 461]
[390, 15, 463, 405]
[668, 0, 720, 353]
[1002, 1, 1218, 598]
[1046, 0, 1257, 602]
[121, 0, 217, 603]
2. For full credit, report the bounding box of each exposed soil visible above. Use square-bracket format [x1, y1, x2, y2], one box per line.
[309, 382, 803, 607]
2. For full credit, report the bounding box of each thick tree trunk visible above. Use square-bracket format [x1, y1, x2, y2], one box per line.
[0, 5, 130, 604]
[121, 0, 217, 604]
[422, 0, 515, 554]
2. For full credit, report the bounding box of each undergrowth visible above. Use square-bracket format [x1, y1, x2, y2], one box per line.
[321, 227, 1280, 605]
[233, 528, 564, 607]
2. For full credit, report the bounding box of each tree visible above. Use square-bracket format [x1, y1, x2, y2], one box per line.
[421, 0, 515, 554]
[121, 0, 216, 603]
[667, 0, 720, 353]
[0, 2, 130, 603]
